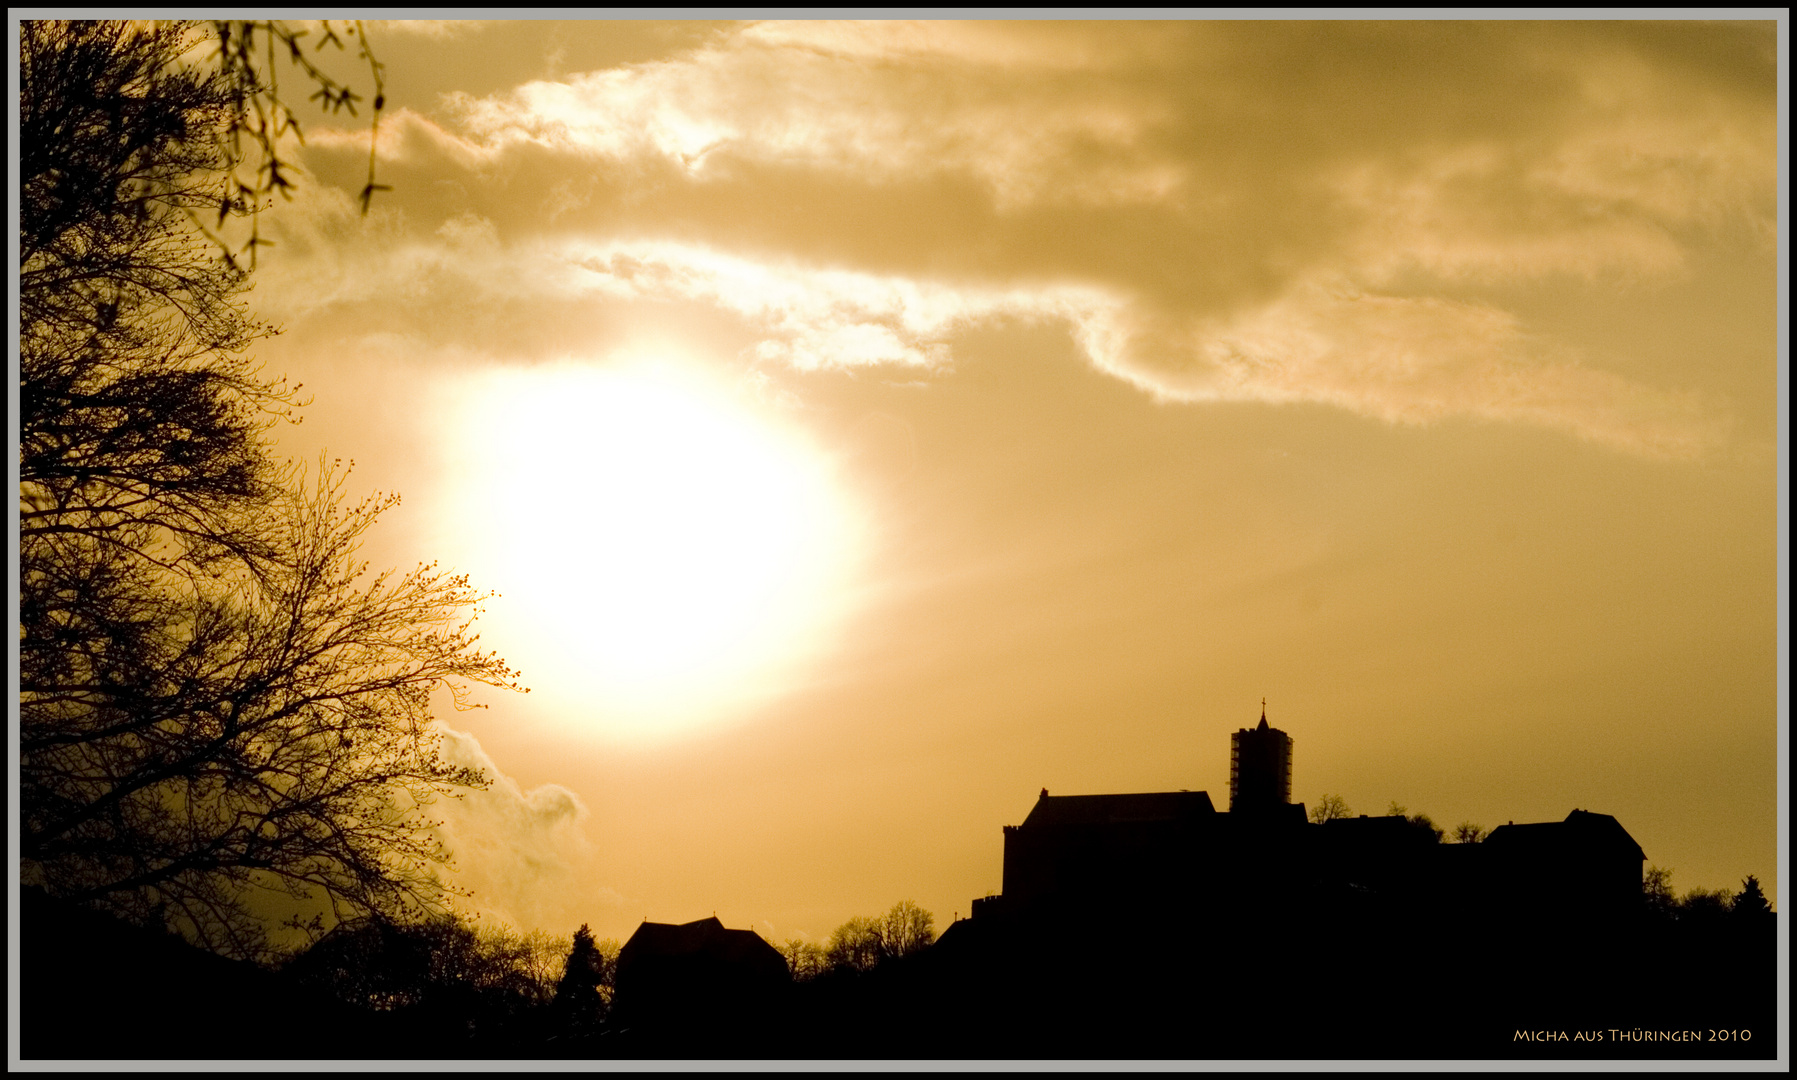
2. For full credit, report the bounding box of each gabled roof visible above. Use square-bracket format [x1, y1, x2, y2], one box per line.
[1483, 809, 1645, 861]
[1019, 790, 1216, 827]
[620, 917, 782, 966]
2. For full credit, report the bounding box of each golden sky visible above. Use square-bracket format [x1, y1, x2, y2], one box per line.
[242, 19, 1780, 943]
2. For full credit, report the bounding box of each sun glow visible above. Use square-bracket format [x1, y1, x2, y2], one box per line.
[436, 357, 862, 738]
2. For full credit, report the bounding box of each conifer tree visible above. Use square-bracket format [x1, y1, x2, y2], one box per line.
[552, 924, 607, 1035]
[1731, 875, 1771, 921]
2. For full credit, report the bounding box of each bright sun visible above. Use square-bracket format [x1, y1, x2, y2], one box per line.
[435, 357, 861, 738]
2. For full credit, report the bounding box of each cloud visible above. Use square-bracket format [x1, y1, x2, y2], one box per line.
[365, 19, 485, 40]
[253, 198, 1092, 370]
[737, 19, 1167, 71]
[559, 239, 1086, 371]
[428, 21, 1773, 234]
[440, 21, 1181, 208]
[229, 722, 615, 946]
[428, 724, 620, 933]
[268, 21, 1770, 460]
[1079, 280, 1734, 460]
[299, 105, 499, 171]
[256, 195, 1734, 461]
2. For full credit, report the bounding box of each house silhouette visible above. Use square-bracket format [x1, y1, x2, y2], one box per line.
[612, 916, 790, 1035]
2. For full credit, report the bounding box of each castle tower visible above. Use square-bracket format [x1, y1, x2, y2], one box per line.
[1229, 701, 1292, 813]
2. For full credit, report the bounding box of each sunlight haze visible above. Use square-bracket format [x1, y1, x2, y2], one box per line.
[430, 358, 864, 738]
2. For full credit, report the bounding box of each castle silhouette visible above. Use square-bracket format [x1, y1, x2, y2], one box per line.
[962, 705, 1645, 925]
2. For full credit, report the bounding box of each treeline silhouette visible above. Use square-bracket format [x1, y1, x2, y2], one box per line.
[18, 888, 923, 1058]
[22, 865, 1774, 1061]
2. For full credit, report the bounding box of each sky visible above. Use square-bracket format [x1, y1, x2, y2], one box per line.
[229, 18, 1781, 946]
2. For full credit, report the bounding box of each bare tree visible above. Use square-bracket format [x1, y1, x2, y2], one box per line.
[19, 18, 521, 962]
[780, 938, 829, 982]
[824, 916, 884, 974]
[21, 464, 524, 957]
[203, 18, 389, 260]
[1308, 794, 1353, 824]
[1450, 822, 1488, 844]
[22, 22, 262, 353]
[20, 19, 294, 587]
[1642, 865, 1678, 922]
[878, 900, 936, 960]
[508, 926, 577, 1002]
[822, 901, 937, 975]
[21, 18, 386, 280]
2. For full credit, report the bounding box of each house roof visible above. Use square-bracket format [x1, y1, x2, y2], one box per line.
[1019, 790, 1216, 827]
[1483, 809, 1646, 861]
[1316, 813, 1438, 851]
[1319, 814, 1419, 834]
[619, 917, 783, 967]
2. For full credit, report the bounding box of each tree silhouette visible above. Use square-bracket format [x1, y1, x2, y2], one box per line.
[1309, 794, 1353, 824]
[282, 913, 558, 1042]
[1731, 875, 1771, 921]
[1450, 822, 1487, 844]
[1405, 811, 1444, 844]
[552, 924, 610, 1036]
[205, 19, 390, 240]
[508, 926, 574, 1000]
[21, 19, 387, 274]
[780, 937, 829, 982]
[822, 901, 937, 975]
[879, 900, 936, 960]
[1386, 803, 1443, 843]
[825, 915, 884, 974]
[1678, 885, 1735, 928]
[1642, 865, 1678, 922]
[19, 18, 521, 961]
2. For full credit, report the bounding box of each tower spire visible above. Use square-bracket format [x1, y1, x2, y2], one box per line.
[1232, 703, 1291, 811]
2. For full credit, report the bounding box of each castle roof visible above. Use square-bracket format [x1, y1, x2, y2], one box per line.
[1020, 790, 1216, 827]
